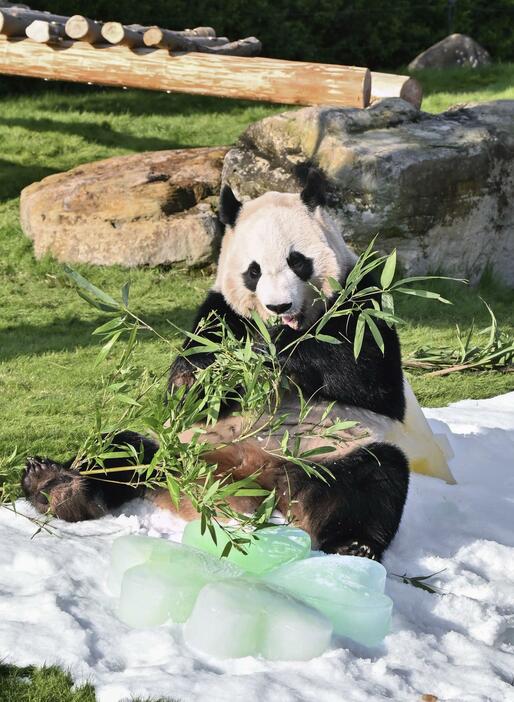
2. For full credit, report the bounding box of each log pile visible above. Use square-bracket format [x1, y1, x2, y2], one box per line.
[0, 4, 422, 108]
[0, 5, 262, 56]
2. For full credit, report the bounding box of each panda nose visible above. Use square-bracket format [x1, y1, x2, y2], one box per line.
[266, 302, 292, 314]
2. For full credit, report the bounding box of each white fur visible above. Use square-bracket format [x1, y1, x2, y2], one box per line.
[215, 192, 356, 324]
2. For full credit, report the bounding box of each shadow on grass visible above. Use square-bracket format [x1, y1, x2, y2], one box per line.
[0, 116, 191, 153]
[0, 307, 197, 362]
[0, 159, 58, 202]
[36, 87, 276, 118]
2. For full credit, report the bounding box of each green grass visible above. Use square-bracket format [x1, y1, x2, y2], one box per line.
[0, 83, 513, 464]
[0, 665, 95, 702]
[0, 664, 173, 702]
[415, 62, 514, 113]
[0, 69, 513, 701]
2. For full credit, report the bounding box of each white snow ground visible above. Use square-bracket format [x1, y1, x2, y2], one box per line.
[1, 393, 514, 702]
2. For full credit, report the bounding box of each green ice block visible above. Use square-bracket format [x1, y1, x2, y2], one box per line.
[107, 534, 180, 596]
[113, 535, 244, 628]
[181, 521, 311, 575]
[264, 555, 392, 647]
[184, 578, 332, 660]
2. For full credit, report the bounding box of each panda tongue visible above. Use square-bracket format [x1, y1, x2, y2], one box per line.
[282, 314, 299, 330]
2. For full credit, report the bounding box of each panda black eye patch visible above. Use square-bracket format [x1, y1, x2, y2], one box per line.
[242, 261, 261, 291]
[287, 250, 313, 281]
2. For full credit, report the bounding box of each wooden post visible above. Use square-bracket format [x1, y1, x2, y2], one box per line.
[65, 15, 103, 43]
[0, 36, 371, 108]
[26, 20, 66, 44]
[371, 72, 423, 109]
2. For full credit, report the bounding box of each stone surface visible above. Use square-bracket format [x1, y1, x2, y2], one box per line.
[223, 98, 514, 285]
[20, 147, 227, 268]
[408, 33, 491, 71]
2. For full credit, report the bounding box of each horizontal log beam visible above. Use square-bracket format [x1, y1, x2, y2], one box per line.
[0, 36, 371, 108]
[371, 72, 422, 108]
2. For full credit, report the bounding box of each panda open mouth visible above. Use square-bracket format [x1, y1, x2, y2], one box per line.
[281, 313, 303, 330]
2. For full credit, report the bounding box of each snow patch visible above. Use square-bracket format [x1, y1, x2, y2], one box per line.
[1, 393, 514, 701]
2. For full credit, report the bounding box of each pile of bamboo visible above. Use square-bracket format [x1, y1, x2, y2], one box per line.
[0, 4, 422, 109]
[0, 5, 262, 55]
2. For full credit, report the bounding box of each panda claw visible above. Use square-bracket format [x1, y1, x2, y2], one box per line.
[337, 540, 378, 560]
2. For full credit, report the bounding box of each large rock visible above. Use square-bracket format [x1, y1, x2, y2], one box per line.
[223, 98, 514, 286]
[21, 147, 227, 268]
[408, 34, 491, 71]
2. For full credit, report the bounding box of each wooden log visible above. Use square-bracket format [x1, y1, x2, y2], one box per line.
[2, 7, 69, 22]
[65, 15, 103, 43]
[0, 7, 67, 36]
[197, 37, 262, 57]
[143, 27, 228, 51]
[0, 9, 31, 35]
[186, 27, 216, 37]
[371, 72, 423, 109]
[101, 22, 145, 48]
[26, 19, 66, 44]
[0, 35, 371, 107]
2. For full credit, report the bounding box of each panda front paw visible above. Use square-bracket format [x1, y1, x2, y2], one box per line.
[168, 357, 197, 392]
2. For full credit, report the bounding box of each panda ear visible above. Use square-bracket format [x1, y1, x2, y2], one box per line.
[299, 167, 327, 212]
[219, 184, 242, 227]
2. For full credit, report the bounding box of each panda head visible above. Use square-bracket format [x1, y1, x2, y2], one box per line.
[214, 168, 357, 330]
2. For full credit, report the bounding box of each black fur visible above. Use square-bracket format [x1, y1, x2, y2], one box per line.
[299, 167, 327, 211]
[287, 250, 314, 281]
[242, 261, 261, 292]
[277, 442, 409, 561]
[168, 291, 250, 394]
[218, 184, 242, 227]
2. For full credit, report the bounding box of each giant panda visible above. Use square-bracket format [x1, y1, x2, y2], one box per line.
[21, 168, 411, 562]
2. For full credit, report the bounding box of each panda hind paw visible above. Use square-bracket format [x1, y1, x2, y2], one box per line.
[336, 540, 378, 561]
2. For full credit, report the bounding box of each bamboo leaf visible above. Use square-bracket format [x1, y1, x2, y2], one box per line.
[315, 333, 342, 345]
[64, 266, 120, 307]
[380, 249, 397, 288]
[394, 288, 452, 304]
[95, 331, 122, 367]
[365, 315, 385, 355]
[353, 314, 366, 359]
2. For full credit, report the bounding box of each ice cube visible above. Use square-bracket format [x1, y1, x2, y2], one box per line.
[184, 579, 332, 660]
[264, 555, 392, 647]
[116, 539, 244, 628]
[107, 534, 180, 596]
[181, 521, 311, 575]
[118, 560, 209, 627]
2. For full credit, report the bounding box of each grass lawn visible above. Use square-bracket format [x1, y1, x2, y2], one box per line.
[0, 65, 513, 700]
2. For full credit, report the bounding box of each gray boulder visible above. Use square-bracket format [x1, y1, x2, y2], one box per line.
[408, 34, 491, 71]
[21, 147, 227, 268]
[223, 98, 514, 286]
